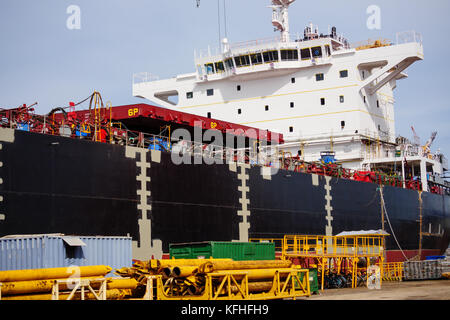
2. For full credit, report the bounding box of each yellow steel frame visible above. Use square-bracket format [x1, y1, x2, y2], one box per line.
[146, 268, 310, 300]
[280, 234, 386, 290]
[380, 262, 403, 281]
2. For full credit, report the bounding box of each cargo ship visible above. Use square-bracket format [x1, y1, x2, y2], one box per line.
[0, 0, 449, 263]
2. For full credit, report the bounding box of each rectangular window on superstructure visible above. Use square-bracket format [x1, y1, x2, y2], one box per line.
[315, 73, 324, 81]
[186, 92, 193, 99]
[207, 89, 214, 96]
[263, 50, 279, 63]
[290, 102, 294, 108]
[339, 95, 344, 103]
[205, 63, 214, 75]
[300, 48, 311, 60]
[320, 98, 325, 106]
[215, 61, 225, 73]
[237, 85, 241, 91]
[225, 58, 234, 70]
[325, 45, 331, 56]
[250, 53, 263, 65]
[234, 55, 250, 67]
[289, 126, 293, 132]
[341, 121, 345, 129]
[291, 77, 295, 83]
[340, 70, 348, 78]
[265, 105, 269, 111]
[377, 100, 380, 108]
[311, 46, 322, 58]
[238, 108, 241, 114]
[207, 112, 211, 118]
[280, 49, 298, 61]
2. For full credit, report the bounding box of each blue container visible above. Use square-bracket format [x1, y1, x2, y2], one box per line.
[425, 255, 445, 260]
[0, 234, 132, 276]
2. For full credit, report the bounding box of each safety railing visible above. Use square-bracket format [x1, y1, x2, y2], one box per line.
[132, 72, 159, 85]
[396, 30, 422, 46]
[380, 262, 403, 281]
[281, 234, 386, 259]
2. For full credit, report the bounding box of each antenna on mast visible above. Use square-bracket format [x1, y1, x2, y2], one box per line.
[270, 0, 296, 42]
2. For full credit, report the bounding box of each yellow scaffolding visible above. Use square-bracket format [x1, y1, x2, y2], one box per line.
[281, 234, 386, 290]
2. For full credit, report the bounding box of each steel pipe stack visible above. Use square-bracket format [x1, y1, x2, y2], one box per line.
[0, 265, 138, 300]
[116, 258, 302, 299]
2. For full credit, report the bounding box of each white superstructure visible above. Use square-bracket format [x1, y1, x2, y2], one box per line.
[132, 0, 448, 191]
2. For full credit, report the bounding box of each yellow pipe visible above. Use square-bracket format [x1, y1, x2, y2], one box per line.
[1, 289, 129, 300]
[150, 258, 232, 269]
[0, 277, 138, 296]
[171, 266, 199, 277]
[199, 260, 292, 273]
[229, 281, 274, 294]
[0, 265, 112, 282]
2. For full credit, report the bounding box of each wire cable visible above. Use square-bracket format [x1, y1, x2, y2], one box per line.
[379, 186, 409, 261]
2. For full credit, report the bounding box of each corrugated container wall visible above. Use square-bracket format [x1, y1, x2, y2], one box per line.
[169, 241, 275, 260]
[0, 235, 132, 276]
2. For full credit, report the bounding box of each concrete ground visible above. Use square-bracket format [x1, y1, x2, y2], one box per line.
[305, 279, 450, 300]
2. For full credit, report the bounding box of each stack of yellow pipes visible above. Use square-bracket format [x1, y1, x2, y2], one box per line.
[0, 265, 138, 300]
[116, 258, 297, 298]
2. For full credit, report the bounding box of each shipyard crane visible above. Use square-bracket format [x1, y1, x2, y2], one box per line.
[411, 126, 421, 146]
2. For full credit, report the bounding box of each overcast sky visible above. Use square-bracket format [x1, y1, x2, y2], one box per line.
[0, 0, 449, 159]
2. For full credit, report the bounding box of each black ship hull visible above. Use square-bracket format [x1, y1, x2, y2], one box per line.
[0, 128, 449, 262]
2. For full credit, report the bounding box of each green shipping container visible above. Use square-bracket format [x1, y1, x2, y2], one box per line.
[169, 241, 275, 261]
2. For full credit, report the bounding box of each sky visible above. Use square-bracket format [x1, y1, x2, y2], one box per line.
[0, 0, 449, 161]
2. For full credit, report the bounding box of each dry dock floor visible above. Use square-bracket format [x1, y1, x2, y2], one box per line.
[306, 279, 450, 300]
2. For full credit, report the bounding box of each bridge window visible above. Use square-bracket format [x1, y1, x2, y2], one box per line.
[281, 49, 298, 61]
[207, 88, 214, 96]
[234, 55, 251, 67]
[215, 61, 225, 73]
[225, 58, 234, 70]
[315, 73, 324, 81]
[205, 63, 215, 75]
[311, 46, 322, 58]
[263, 50, 279, 63]
[250, 53, 263, 65]
[325, 45, 331, 56]
[186, 91, 193, 99]
[300, 48, 311, 60]
[340, 70, 348, 78]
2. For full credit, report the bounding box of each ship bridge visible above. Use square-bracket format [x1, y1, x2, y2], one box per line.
[193, 24, 349, 83]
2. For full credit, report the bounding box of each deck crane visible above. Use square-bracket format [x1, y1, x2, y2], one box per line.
[422, 131, 437, 156]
